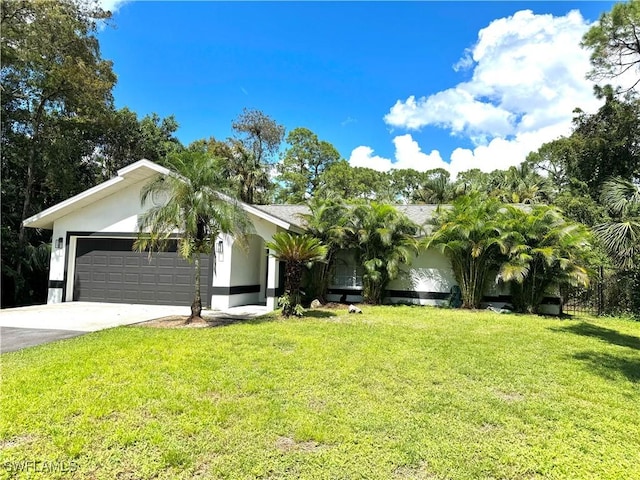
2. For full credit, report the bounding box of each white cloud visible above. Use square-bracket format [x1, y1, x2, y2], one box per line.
[98, 0, 129, 14]
[354, 9, 608, 178]
[349, 135, 446, 173]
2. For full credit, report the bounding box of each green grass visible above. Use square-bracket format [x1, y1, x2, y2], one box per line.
[1, 306, 639, 479]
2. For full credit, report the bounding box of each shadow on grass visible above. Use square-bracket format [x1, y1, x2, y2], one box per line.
[552, 322, 640, 351]
[302, 310, 338, 319]
[207, 314, 279, 327]
[572, 351, 640, 383]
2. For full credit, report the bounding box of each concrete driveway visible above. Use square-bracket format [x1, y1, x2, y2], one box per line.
[0, 302, 192, 353]
[1, 302, 271, 353]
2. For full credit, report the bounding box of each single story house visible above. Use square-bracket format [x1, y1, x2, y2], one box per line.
[23, 159, 561, 314]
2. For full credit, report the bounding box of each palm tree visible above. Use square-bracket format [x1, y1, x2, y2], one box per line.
[594, 177, 640, 270]
[265, 232, 327, 317]
[493, 164, 551, 204]
[135, 150, 251, 322]
[414, 171, 458, 204]
[297, 197, 350, 302]
[497, 205, 592, 313]
[347, 202, 418, 304]
[424, 195, 504, 309]
[223, 139, 273, 205]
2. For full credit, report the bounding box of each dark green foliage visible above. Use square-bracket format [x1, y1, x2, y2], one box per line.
[346, 202, 418, 304]
[594, 177, 640, 270]
[425, 196, 505, 309]
[277, 127, 341, 203]
[1, 0, 116, 306]
[266, 232, 328, 317]
[427, 197, 593, 313]
[497, 205, 593, 314]
[298, 198, 351, 302]
[94, 108, 182, 180]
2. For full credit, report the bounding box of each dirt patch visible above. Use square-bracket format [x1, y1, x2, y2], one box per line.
[494, 390, 525, 403]
[275, 436, 324, 453]
[137, 315, 246, 329]
[393, 461, 439, 479]
[0, 435, 36, 450]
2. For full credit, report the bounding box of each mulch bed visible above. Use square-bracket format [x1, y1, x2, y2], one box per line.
[137, 315, 244, 329]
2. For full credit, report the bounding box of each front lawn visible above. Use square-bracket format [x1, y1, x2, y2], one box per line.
[1, 307, 639, 479]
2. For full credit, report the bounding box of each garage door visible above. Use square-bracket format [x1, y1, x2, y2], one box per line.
[73, 238, 211, 306]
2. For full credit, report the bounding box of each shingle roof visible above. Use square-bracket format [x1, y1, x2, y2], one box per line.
[252, 205, 311, 229]
[253, 204, 443, 230]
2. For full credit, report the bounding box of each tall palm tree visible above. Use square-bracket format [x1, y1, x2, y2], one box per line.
[424, 195, 505, 309]
[135, 151, 251, 322]
[497, 205, 592, 313]
[347, 202, 418, 304]
[594, 177, 640, 270]
[265, 232, 327, 317]
[297, 197, 350, 302]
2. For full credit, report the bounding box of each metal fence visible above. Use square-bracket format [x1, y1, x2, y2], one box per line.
[562, 266, 639, 317]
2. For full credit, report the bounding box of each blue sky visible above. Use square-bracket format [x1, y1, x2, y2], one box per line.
[99, 1, 616, 176]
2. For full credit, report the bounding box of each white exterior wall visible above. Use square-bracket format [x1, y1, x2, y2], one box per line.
[387, 249, 456, 306]
[210, 214, 281, 310]
[327, 247, 561, 314]
[47, 181, 149, 303]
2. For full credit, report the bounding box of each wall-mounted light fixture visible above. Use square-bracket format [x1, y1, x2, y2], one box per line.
[216, 240, 224, 261]
[55, 237, 64, 249]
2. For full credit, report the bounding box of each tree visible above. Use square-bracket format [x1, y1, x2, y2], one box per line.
[582, 0, 640, 92]
[93, 108, 183, 180]
[265, 232, 327, 317]
[570, 88, 640, 197]
[317, 161, 390, 201]
[388, 169, 427, 203]
[424, 196, 504, 309]
[527, 89, 640, 201]
[222, 139, 273, 204]
[492, 163, 551, 204]
[414, 169, 458, 204]
[497, 205, 592, 313]
[277, 127, 341, 203]
[224, 109, 285, 204]
[525, 138, 577, 195]
[232, 108, 285, 165]
[135, 150, 251, 322]
[594, 177, 640, 270]
[347, 203, 418, 304]
[298, 197, 351, 301]
[1, 0, 116, 306]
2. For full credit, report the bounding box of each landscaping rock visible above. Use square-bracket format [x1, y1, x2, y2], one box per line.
[310, 299, 323, 309]
[348, 304, 363, 314]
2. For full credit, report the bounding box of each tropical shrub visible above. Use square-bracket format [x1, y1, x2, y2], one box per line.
[424, 196, 505, 309]
[497, 205, 593, 313]
[346, 202, 418, 304]
[266, 232, 327, 317]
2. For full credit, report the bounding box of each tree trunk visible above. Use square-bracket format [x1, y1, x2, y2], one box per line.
[189, 253, 202, 322]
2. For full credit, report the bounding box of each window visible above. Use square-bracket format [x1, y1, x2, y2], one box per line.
[332, 263, 363, 288]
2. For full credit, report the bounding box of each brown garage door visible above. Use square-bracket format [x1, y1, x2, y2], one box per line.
[73, 238, 211, 306]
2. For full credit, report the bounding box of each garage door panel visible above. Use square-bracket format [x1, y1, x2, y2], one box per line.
[92, 272, 106, 282]
[125, 257, 141, 267]
[175, 274, 191, 285]
[74, 238, 210, 306]
[109, 254, 124, 263]
[124, 273, 139, 284]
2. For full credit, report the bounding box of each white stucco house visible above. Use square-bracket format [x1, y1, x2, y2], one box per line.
[23, 159, 561, 314]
